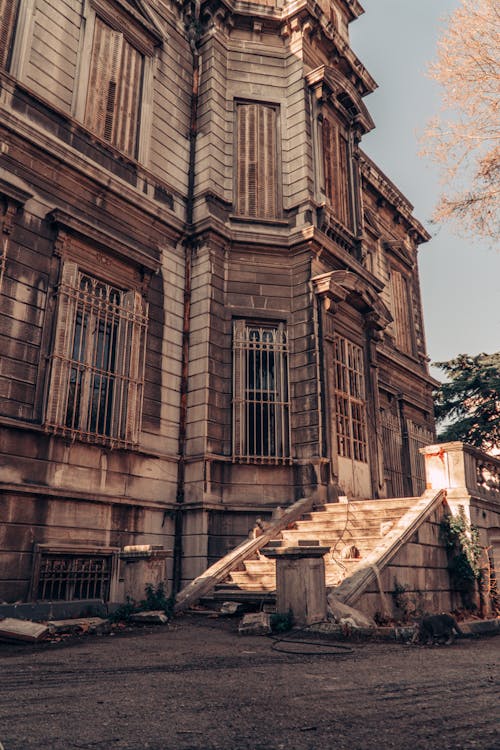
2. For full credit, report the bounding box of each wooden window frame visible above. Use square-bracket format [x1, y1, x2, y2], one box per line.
[321, 113, 354, 231]
[234, 101, 282, 220]
[390, 268, 416, 355]
[333, 334, 368, 463]
[232, 320, 291, 463]
[73, 0, 158, 162]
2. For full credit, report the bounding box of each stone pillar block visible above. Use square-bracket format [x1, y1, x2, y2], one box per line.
[262, 544, 329, 626]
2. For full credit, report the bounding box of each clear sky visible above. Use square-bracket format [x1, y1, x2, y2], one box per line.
[350, 0, 499, 379]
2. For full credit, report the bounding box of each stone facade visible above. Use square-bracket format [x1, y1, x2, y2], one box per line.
[0, 0, 436, 604]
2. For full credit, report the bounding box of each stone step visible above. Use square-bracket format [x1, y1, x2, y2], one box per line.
[318, 498, 417, 514]
[291, 519, 400, 534]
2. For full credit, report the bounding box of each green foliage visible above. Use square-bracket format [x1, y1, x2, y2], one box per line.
[433, 352, 500, 452]
[140, 582, 175, 618]
[270, 610, 294, 633]
[109, 597, 136, 623]
[391, 580, 424, 622]
[110, 583, 174, 623]
[440, 507, 483, 608]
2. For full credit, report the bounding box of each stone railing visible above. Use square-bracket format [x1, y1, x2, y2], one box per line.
[420, 442, 500, 503]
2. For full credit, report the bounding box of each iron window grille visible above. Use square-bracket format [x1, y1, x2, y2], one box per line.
[333, 335, 368, 462]
[0, 0, 19, 71]
[45, 262, 147, 448]
[30, 546, 119, 602]
[233, 320, 291, 462]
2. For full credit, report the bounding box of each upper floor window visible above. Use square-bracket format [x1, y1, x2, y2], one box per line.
[333, 335, 367, 462]
[45, 261, 148, 448]
[322, 116, 353, 230]
[84, 16, 144, 157]
[233, 320, 290, 462]
[390, 269, 415, 355]
[0, 0, 19, 70]
[235, 102, 280, 219]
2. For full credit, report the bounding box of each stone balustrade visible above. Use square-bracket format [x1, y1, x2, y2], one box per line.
[420, 442, 500, 503]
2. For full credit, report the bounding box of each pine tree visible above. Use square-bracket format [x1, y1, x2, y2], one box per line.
[434, 352, 500, 452]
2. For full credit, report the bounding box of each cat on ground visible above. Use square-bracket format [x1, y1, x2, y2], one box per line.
[414, 614, 463, 645]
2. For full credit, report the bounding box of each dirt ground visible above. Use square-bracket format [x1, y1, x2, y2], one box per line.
[0, 614, 498, 750]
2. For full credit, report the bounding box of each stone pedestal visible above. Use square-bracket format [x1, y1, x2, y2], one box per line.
[120, 546, 172, 603]
[262, 544, 330, 626]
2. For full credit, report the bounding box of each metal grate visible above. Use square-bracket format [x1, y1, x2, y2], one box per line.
[333, 335, 368, 462]
[37, 554, 111, 601]
[233, 321, 290, 462]
[381, 411, 405, 497]
[46, 264, 147, 448]
[407, 419, 433, 495]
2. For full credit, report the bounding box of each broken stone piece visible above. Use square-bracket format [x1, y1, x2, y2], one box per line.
[238, 612, 272, 636]
[326, 594, 376, 628]
[220, 601, 245, 616]
[47, 617, 111, 635]
[0, 617, 49, 642]
[129, 610, 169, 624]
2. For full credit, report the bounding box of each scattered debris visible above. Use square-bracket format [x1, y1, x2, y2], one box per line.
[0, 617, 49, 642]
[238, 612, 272, 636]
[220, 601, 246, 616]
[47, 617, 111, 636]
[327, 594, 376, 628]
[129, 610, 169, 624]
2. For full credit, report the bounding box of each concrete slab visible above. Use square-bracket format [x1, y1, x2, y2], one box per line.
[0, 618, 49, 642]
[129, 611, 169, 624]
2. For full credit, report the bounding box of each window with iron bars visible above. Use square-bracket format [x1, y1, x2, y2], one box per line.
[45, 262, 147, 448]
[35, 553, 112, 601]
[333, 335, 368, 462]
[233, 320, 290, 462]
[0, 0, 19, 71]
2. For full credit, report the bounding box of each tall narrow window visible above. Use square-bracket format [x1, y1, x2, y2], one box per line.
[0, 0, 19, 70]
[236, 102, 279, 219]
[45, 262, 147, 447]
[322, 117, 353, 230]
[333, 335, 368, 462]
[233, 321, 290, 461]
[85, 17, 144, 157]
[390, 270, 414, 354]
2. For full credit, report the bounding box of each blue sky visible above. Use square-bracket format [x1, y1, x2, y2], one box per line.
[350, 0, 499, 378]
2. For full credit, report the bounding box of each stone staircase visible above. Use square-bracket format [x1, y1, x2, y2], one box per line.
[214, 497, 419, 600]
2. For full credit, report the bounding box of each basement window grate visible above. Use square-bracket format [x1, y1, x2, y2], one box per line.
[36, 554, 112, 602]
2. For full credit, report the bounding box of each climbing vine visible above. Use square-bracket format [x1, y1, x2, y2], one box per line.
[440, 506, 483, 609]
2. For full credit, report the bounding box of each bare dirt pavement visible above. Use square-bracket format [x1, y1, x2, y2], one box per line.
[0, 614, 498, 750]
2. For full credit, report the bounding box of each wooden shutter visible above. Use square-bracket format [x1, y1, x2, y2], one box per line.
[322, 118, 333, 204]
[45, 262, 79, 428]
[0, 0, 18, 69]
[85, 18, 123, 147]
[391, 271, 413, 354]
[114, 38, 143, 156]
[236, 103, 278, 218]
[121, 291, 146, 444]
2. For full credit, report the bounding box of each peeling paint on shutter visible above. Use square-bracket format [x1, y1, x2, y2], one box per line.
[114, 39, 143, 156]
[0, 0, 18, 70]
[236, 103, 278, 218]
[85, 17, 141, 157]
[45, 262, 79, 429]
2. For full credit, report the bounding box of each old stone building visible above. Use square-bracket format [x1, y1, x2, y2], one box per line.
[0, 0, 438, 606]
